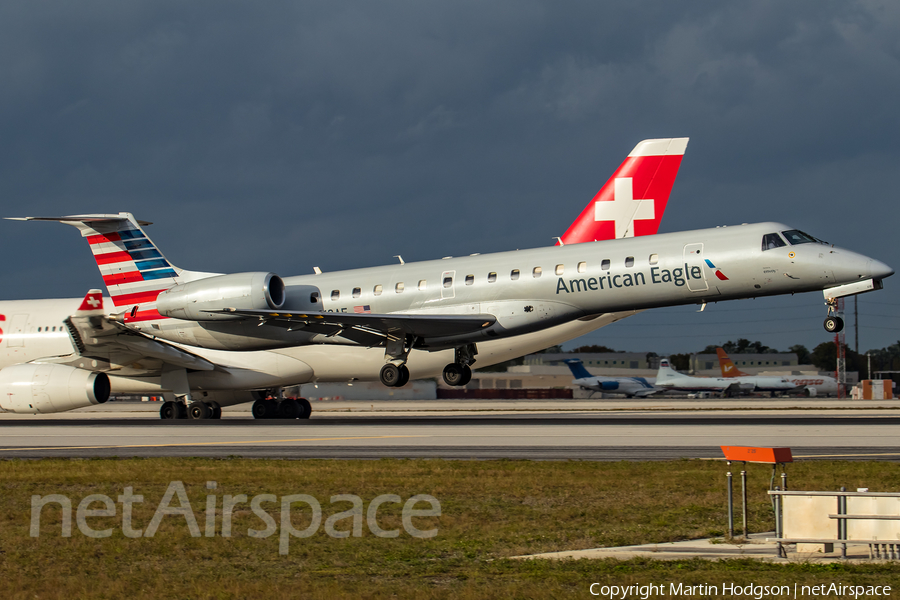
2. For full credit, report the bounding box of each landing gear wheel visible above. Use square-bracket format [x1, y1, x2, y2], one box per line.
[252, 399, 274, 419]
[396, 365, 410, 387]
[209, 402, 222, 419]
[380, 364, 401, 387]
[160, 401, 180, 420]
[278, 399, 301, 419]
[443, 363, 466, 386]
[458, 365, 472, 386]
[297, 397, 312, 419]
[824, 316, 844, 333]
[188, 402, 211, 420]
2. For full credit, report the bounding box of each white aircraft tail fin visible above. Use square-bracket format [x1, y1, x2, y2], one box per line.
[655, 357, 681, 382]
[559, 138, 689, 244]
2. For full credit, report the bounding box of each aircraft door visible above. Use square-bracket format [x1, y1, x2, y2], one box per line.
[683, 244, 709, 292]
[8, 314, 27, 347]
[441, 270, 456, 300]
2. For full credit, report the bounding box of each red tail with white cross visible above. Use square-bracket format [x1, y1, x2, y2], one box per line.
[559, 138, 688, 244]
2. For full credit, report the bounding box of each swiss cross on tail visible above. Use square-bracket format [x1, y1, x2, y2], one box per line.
[76, 290, 105, 314]
[559, 138, 688, 244]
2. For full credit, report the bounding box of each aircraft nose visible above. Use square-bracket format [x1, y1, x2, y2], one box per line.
[869, 259, 894, 280]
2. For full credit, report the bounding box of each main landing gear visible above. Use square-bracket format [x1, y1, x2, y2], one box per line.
[378, 338, 477, 388]
[159, 400, 223, 420]
[824, 298, 844, 333]
[251, 397, 312, 420]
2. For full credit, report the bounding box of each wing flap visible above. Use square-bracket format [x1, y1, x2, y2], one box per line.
[207, 308, 496, 340]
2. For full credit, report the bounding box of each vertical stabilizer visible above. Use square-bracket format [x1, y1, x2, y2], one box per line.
[11, 213, 183, 323]
[560, 138, 689, 244]
[563, 358, 593, 379]
[655, 357, 681, 382]
[716, 348, 750, 377]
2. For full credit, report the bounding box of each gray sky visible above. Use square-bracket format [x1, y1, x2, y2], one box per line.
[2, 1, 898, 356]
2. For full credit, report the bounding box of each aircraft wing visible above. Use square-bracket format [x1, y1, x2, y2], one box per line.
[205, 308, 496, 346]
[632, 388, 662, 397]
[46, 290, 216, 375]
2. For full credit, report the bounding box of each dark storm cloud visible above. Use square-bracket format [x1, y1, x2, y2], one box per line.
[1, 1, 898, 354]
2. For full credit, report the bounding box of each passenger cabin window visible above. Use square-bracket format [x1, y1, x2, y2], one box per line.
[396, 282, 405, 293]
[352, 287, 361, 298]
[443, 276, 453, 288]
[510, 269, 520, 280]
[577, 261, 586, 273]
[625, 256, 634, 268]
[780, 230, 820, 245]
[488, 272, 497, 283]
[555, 264, 564, 276]
[374, 285, 383, 296]
[533, 266, 542, 278]
[762, 233, 787, 251]
[310, 292, 320, 303]
[465, 275, 474, 285]
[331, 290, 340, 301]
[601, 259, 610, 271]
[649, 254, 659, 265]
[418, 280, 427, 291]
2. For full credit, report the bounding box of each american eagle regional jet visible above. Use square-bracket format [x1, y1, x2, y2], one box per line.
[0, 138, 892, 420]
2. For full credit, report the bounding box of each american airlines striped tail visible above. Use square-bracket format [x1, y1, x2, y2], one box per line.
[11, 213, 186, 323]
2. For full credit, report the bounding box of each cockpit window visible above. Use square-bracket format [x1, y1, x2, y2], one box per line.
[781, 229, 822, 245]
[762, 233, 787, 251]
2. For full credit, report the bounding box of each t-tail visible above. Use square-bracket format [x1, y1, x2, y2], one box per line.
[716, 348, 749, 378]
[9, 213, 200, 323]
[559, 138, 688, 244]
[563, 358, 593, 379]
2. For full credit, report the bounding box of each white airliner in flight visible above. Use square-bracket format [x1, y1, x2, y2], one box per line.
[0, 138, 691, 419]
[563, 358, 659, 398]
[1, 139, 892, 420]
[716, 348, 837, 396]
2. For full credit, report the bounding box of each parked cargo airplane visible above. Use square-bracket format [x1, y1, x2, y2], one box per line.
[0, 138, 691, 418]
[716, 348, 837, 396]
[563, 358, 659, 397]
[654, 358, 751, 396]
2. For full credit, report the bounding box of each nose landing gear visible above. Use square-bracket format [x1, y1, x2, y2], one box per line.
[824, 299, 844, 333]
[824, 316, 844, 333]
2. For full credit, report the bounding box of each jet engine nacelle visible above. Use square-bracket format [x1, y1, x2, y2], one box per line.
[156, 272, 285, 321]
[599, 381, 620, 391]
[0, 364, 111, 414]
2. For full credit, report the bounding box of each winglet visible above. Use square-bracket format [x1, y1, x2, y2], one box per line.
[560, 138, 689, 244]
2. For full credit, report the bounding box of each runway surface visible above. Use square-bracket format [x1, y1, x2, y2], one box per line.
[1, 399, 899, 460]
